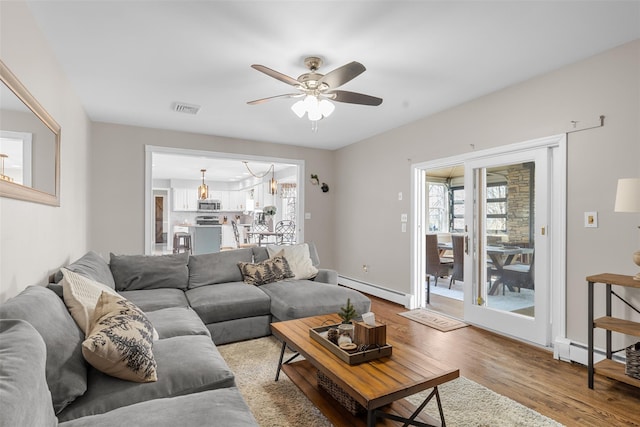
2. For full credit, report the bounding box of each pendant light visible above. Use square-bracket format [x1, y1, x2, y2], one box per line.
[243, 162, 278, 195]
[198, 169, 208, 200]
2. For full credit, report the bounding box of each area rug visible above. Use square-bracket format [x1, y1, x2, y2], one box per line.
[398, 308, 468, 332]
[218, 336, 563, 427]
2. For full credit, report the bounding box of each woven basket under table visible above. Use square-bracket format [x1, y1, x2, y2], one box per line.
[317, 371, 366, 415]
[625, 342, 640, 380]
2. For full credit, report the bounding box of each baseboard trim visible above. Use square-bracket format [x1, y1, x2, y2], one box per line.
[339, 276, 412, 308]
[560, 340, 624, 366]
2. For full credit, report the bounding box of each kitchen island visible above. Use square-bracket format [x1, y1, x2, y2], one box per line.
[188, 225, 222, 255]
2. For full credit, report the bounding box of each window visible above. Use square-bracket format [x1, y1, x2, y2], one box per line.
[486, 183, 507, 234]
[449, 183, 507, 234]
[280, 183, 297, 222]
[427, 182, 448, 232]
[451, 187, 465, 232]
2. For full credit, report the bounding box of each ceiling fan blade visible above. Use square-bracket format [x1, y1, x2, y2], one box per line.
[318, 61, 366, 89]
[251, 64, 300, 86]
[327, 90, 383, 106]
[247, 93, 302, 105]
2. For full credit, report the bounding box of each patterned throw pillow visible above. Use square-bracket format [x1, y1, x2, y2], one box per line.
[82, 292, 157, 383]
[238, 255, 294, 286]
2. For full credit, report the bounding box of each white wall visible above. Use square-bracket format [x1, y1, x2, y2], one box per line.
[0, 1, 91, 302]
[89, 123, 336, 267]
[334, 40, 640, 347]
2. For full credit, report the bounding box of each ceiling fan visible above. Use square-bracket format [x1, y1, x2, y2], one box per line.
[247, 56, 382, 122]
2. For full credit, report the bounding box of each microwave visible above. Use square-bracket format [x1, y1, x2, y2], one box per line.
[197, 199, 222, 212]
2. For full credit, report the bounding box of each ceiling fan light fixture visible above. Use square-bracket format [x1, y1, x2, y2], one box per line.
[290, 95, 334, 122]
[291, 100, 306, 118]
[319, 99, 335, 117]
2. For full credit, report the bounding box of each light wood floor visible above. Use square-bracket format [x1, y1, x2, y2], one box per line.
[368, 294, 640, 426]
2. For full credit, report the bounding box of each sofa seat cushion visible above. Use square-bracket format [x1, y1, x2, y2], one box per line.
[186, 282, 271, 325]
[0, 319, 57, 427]
[260, 280, 372, 321]
[117, 288, 189, 312]
[146, 307, 210, 339]
[0, 286, 87, 414]
[187, 248, 253, 288]
[110, 252, 189, 291]
[57, 387, 258, 427]
[57, 335, 235, 422]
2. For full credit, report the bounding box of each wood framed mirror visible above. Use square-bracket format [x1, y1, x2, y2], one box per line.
[0, 60, 60, 206]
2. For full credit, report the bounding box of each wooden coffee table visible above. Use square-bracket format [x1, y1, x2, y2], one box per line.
[271, 314, 459, 427]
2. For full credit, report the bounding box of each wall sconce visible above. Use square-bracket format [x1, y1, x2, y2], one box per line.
[310, 173, 329, 193]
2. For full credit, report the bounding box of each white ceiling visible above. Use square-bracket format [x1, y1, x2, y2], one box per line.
[25, 1, 640, 152]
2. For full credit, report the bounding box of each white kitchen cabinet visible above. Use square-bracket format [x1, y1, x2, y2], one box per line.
[228, 191, 244, 211]
[173, 188, 198, 211]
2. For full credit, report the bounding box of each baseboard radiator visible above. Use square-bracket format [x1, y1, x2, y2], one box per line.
[554, 337, 626, 365]
[338, 276, 412, 308]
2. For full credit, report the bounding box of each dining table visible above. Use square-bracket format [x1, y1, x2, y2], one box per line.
[437, 241, 533, 295]
[246, 231, 283, 246]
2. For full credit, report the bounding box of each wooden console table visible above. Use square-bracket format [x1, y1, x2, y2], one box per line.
[587, 273, 640, 389]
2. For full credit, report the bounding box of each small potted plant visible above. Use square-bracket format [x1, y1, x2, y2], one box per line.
[263, 205, 277, 216]
[337, 298, 358, 339]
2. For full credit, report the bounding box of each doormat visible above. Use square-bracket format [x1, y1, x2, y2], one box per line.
[398, 309, 468, 332]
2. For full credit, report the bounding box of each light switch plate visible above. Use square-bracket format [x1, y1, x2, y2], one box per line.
[304, 212, 311, 220]
[401, 213, 408, 222]
[584, 211, 598, 228]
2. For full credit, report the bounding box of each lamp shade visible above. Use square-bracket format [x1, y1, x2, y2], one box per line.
[614, 178, 640, 213]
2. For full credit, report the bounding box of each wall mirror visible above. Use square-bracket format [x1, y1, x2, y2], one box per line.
[0, 60, 60, 206]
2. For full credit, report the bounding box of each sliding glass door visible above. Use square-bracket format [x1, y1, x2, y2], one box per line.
[463, 148, 550, 345]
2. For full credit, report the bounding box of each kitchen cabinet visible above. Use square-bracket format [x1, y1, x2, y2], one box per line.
[228, 191, 245, 211]
[208, 191, 230, 209]
[173, 188, 198, 211]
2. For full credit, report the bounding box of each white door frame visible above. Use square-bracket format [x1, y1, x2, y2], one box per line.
[411, 134, 567, 347]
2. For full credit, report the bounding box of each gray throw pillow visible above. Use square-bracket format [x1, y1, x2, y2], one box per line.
[53, 251, 116, 289]
[188, 248, 253, 288]
[0, 319, 57, 427]
[0, 286, 87, 414]
[110, 252, 189, 291]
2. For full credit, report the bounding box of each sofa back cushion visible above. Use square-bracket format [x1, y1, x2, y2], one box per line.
[53, 250, 116, 289]
[0, 319, 57, 427]
[188, 248, 253, 288]
[0, 285, 87, 414]
[110, 252, 189, 291]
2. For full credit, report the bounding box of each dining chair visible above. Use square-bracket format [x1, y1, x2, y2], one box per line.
[426, 234, 453, 287]
[275, 220, 296, 245]
[448, 234, 464, 289]
[231, 220, 257, 248]
[501, 251, 535, 294]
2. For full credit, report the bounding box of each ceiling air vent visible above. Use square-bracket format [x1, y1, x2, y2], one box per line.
[172, 102, 201, 115]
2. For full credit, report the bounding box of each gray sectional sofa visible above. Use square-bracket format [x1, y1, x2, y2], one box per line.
[0, 243, 371, 426]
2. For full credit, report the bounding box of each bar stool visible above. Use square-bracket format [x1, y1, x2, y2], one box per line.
[173, 232, 192, 254]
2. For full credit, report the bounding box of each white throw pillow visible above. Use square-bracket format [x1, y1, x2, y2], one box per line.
[266, 243, 318, 280]
[61, 268, 159, 340]
[61, 267, 119, 336]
